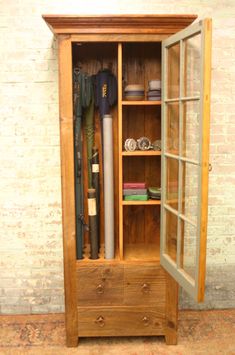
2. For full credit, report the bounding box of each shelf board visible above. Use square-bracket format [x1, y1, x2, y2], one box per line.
[122, 200, 161, 206]
[122, 150, 161, 156]
[122, 100, 161, 106]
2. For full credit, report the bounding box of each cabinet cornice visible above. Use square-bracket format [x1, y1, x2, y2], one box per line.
[42, 14, 197, 35]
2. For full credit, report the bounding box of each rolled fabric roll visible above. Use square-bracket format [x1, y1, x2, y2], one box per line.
[103, 114, 114, 259]
[91, 147, 100, 251]
[88, 188, 99, 259]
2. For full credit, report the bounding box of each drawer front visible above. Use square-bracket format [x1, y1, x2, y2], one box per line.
[77, 264, 124, 306]
[78, 306, 165, 337]
[124, 264, 166, 306]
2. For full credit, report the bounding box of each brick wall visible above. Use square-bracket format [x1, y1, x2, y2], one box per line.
[0, 0, 234, 314]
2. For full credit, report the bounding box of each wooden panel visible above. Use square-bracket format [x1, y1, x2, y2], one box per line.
[42, 14, 197, 35]
[77, 306, 165, 337]
[118, 43, 123, 260]
[122, 106, 161, 144]
[123, 204, 160, 248]
[165, 272, 178, 345]
[198, 18, 212, 302]
[124, 264, 165, 306]
[58, 37, 78, 347]
[77, 264, 124, 306]
[123, 205, 145, 245]
[124, 243, 160, 262]
[123, 43, 161, 93]
[71, 34, 169, 42]
[123, 159, 161, 197]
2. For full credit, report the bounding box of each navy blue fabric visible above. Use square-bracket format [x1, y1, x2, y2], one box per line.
[93, 69, 117, 118]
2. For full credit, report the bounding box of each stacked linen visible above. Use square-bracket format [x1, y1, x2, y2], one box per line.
[147, 80, 161, 101]
[123, 182, 148, 201]
[124, 84, 145, 101]
[148, 187, 161, 200]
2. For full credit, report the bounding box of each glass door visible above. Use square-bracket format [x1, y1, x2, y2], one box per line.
[160, 19, 212, 301]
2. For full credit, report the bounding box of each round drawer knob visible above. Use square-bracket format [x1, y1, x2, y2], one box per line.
[141, 283, 150, 294]
[95, 315, 105, 327]
[142, 316, 150, 327]
[96, 284, 104, 294]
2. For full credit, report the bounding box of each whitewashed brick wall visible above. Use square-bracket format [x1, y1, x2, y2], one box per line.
[0, 0, 234, 314]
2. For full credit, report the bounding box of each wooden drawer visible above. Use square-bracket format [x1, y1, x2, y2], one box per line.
[77, 264, 124, 306]
[77, 306, 165, 337]
[124, 264, 166, 306]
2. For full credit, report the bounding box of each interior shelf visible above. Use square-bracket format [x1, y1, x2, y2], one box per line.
[122, 151, 161, 156]
[122, 200, 161, 206]
[122, 100, 161, 106]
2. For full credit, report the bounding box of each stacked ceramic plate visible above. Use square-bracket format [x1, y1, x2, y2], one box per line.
[124, 84, 145, 101]
[147, 80, 161, 101]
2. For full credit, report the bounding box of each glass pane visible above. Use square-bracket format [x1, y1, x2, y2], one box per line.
[166, 157, 179, 210]
[182, 162, 199, 225]
[166, 102, 179, 155]
[182, 100, 200, 162]
[184, 34, 201, 97]
[180, 219, 197, 281]
[167, 42, 180, 99]
[165, 209, 178, 263]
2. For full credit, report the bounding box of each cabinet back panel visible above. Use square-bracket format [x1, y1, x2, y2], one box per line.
[122, 43, 161, 95]
[72, 43, 119, 253]
[122, 106, 161, 144]
[123, 156, 161, 186]
[123, 205, 160, 248]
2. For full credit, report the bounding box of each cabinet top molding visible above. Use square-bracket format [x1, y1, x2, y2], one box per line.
[42, 14, 197, 35]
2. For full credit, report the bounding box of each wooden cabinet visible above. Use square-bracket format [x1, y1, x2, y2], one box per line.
[42, 14, 212, 347]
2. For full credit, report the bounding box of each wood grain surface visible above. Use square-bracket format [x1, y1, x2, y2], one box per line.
[77, 306, 165, 337]
[77, 264, 124, 306]
[124, 264, 166, 306]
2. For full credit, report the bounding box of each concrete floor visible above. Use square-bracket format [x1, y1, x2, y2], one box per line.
[0, 309, 234, 354]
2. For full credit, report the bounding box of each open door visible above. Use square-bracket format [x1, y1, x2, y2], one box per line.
[160, 19, 212, 302]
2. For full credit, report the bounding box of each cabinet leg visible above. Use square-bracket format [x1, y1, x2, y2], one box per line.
[66, 335, 79, 347]
[165, 271, 178, 345]
[165, 329, 177, 345]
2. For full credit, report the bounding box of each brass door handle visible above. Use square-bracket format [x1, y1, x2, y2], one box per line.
[141, 283, 150, 294]
[96, 284, 104, 294]
[209, 163, 212, 172]
[95, 315, 105, 327]
[142, 316, 150, 327]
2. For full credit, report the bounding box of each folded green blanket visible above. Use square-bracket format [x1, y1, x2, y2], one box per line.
[124, 195, 148, 201]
